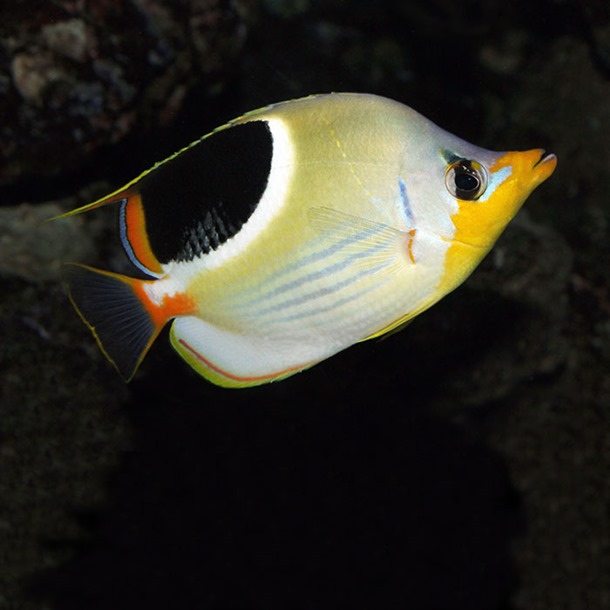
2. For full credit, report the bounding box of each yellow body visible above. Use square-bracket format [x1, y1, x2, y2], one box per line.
[58, 94, 557, 387]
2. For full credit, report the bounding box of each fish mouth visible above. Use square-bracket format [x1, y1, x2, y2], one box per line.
[528, 148, 557, 186]
[533, 149, 557, 168]
[492, 148, 557, 182]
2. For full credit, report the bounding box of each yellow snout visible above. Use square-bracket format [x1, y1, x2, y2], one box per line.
[438, 148, 557, 296]
[451, 148, 557, 250]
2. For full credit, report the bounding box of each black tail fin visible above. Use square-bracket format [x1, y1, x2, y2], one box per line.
[64, 264, 164, 380]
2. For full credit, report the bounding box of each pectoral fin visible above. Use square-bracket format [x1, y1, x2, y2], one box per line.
[307, 206, 415, 272]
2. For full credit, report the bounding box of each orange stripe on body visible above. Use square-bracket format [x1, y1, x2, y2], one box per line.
[406, 228, 416, 264]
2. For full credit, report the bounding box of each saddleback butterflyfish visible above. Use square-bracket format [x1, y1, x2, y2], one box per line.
[56, 93, 557, 388]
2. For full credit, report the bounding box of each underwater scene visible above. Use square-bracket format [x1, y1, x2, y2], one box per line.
[0, 1, 608, 609]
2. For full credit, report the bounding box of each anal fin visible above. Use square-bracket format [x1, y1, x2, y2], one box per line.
[170, 317, 316, 388]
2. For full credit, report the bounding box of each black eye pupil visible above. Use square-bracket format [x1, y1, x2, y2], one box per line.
[444, 157, 487, 201]
[455, 172, 479, 191]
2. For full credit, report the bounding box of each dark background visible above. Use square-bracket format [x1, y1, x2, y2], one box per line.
[1, 1, 608, 609]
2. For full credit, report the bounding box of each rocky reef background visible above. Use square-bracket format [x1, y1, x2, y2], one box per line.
[1, 1, 608, 609]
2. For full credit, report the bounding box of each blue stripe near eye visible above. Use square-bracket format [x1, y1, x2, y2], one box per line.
[478, 166, 512, 202]
[399, 177, 415, 226]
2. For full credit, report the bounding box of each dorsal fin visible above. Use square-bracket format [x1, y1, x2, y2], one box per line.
[47, 185, 131, 220]
[119, 193, 164, 277]
[49, 186, 164, 277]
[51, 119, 274, 270]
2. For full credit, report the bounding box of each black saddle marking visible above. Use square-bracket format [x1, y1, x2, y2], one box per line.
[137, 120, 273, 264]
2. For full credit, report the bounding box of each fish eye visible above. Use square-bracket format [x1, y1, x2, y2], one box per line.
[445, 159, 488, 201]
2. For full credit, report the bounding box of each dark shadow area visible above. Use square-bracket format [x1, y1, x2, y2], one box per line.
[28, 324, 521, 609]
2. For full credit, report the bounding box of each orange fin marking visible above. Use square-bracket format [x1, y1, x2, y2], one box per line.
[135, 286, 197, 329]
[65, 264, 195, 381]
[122, 192, 164, 276]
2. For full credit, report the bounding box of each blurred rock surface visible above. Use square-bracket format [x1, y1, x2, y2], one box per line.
[0, 0, 252, 185]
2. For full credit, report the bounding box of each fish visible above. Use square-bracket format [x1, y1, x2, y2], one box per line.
[55, 93, 557, 388]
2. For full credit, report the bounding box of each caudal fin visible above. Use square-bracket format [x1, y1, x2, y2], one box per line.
[64, 264, 164, 380]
